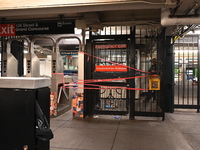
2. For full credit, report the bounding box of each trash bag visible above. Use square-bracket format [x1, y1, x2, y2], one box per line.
[35, 101, 54, 141]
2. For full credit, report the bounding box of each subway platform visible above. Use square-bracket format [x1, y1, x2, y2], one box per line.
[50, 110, 200, 150]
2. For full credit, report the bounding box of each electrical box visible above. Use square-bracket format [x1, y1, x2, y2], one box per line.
[0, 77, 51, 150]
[148, 75, 160, 90]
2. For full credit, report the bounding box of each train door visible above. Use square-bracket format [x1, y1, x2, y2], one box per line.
[174, 35, 200, 111]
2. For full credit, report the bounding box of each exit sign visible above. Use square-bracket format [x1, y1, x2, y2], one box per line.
[0, 24, 16, 36]
[0, 20, 75, 36]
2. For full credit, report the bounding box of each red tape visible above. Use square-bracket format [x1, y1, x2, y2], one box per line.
[52, 53, 153, 90]
[63, 75, 153, 91]
[66, 86, 147, 90]
[80, 75, 149, 83]
[64, 81, 148, 91]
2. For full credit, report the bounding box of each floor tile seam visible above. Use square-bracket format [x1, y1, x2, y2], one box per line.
[50, 121, 71, 127]
[166, 113, 196, 149]
[111, 118, 122, 150]
[116, 129, 176, 134]
[52, 126, 118, 131]
[170, 120, 200, 122]
[52, 125, 175, 134]
[51, 118, 72, 121]
[181, 133, 198, 150]
[181, 132, 200, 135]
[167, 113, 200, 117]
[50, 146, 89, 150]
[51, 120, 70, 132]
[50, 146, 68, 149]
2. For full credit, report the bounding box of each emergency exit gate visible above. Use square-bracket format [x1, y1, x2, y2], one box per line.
[84, 26, 165, 120]
[174, 35, 200, 111]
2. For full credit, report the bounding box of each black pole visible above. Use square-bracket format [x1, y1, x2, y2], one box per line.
[129, 26, 135, 120]
[1, 18, 6, 77]
[197, 35, 200, 112]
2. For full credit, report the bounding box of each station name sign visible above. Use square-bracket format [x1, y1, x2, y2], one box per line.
[0, 20, 75, 36]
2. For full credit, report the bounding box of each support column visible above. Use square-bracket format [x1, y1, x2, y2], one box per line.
[77, 29, 85, 93]
[164, 36, 174, 112]
[129, 27, 136, 120]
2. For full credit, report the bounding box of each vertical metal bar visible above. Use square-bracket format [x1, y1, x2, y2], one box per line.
[197, 35, 200, 112]
[171, 36, 175, 113]
[177, 39, 180, 105]
[129, 26, 135, 119]
[97, 47, 100, 65]
[182, 37, 185, 105]
[178, 38, 181, 105]
[115, 48, 117, 63]
[139, 28, 142, 111]
[121, 47, 123, 65]
[192, 36, 194, 105]
[109, 47, 111, 65]
[106, 49, 108, 65]
[104, 49, 106, 65]
[150, 35, 153, 111]
[0, 37, 5, 77]
[145, 28, 148, 111]
[196, 35, 198, 107]
[1, 18, 6, 77]
[187, 37, 189, 105]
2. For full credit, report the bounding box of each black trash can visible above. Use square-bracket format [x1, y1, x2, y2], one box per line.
[0, 77, 51, 150]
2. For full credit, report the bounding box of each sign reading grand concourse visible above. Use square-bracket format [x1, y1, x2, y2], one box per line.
[0, 20, 75, 36]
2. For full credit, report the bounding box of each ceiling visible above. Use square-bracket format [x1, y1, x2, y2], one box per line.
[1, 0, 200, 54]
[0, 0, 190, 26]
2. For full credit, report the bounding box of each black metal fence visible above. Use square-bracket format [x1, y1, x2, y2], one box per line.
[85, 26, 165, 120]
[174, 35, 200, 111]
[92, 83, 128, 115]
[133, 27, 164, 120]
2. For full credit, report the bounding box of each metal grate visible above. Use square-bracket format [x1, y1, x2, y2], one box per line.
[92, 26, 130, 36]
[94, 87, 127, 111]
[174, 35, 199, 109]
[95, 48, 127, 66]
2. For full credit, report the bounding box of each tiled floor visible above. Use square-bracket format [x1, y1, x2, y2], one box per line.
[50, 110, 200, 150]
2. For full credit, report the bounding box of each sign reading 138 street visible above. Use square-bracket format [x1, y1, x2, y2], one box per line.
[0, 20, 75, 36]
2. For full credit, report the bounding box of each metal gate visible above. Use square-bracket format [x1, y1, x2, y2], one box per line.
[92, 82, 128, 115]
[174, 35, 200, 111]
[84, 26, 134, 117]
[133, 27, 165, 120]
[84, 26, 165, 120]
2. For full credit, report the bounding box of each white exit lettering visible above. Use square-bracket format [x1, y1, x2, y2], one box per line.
[0, 24, 16, 36]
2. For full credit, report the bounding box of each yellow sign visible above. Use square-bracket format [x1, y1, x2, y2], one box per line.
[148, 75, 160, 90]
